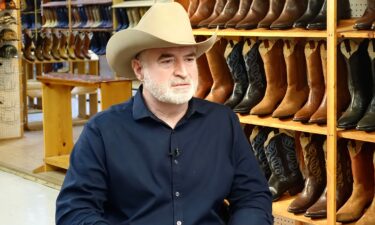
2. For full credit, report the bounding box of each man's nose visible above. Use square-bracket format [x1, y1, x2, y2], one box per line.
[174, 60, 188, 77]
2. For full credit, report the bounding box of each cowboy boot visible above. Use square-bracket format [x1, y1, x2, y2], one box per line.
[23, 30, 35, 61]
[250, 39, 287, 116]
[82, 32, 92, 60]
[338, 39, 372, 129]
[59, 31, 69, 60]
[235, 0, 269, 29]
[258, 0, 285, 29]
[34, 32, 44, 61]
[249, 126, 274, 180]
[357, 39, 375, 131]
[336, 141, 375, 223]
[272, 39, 308, 118]
[188, 0, 200, 18]
[288, 133, 326, 214]
[194, 52, 213, 98]
[74, 32, 85, 60]
[205, 39, 234, 104]
[225, 0, 252, 28]
[264, 130, 304, 201]
[293, 0, 324, 28]
[67, 32, 76, 59]
[197, 0, 227, 28]
[233, 40, 266, 114]
[355, 150, 375, 225]
[189, 0, 216, 28]
[305, 138, 353, 218]
[42, 32, 52, 61]
[310, 42, 351, 124]
[270, 0, 308, 29]
[208, 0, 240, 29]
[307, 0, 351, 30]
[51, 31, 60, 60]
[293, 41, 325, 122]
[224, 41, 248, 108]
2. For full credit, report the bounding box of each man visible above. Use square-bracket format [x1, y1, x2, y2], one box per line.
[56, 2, 273, 225]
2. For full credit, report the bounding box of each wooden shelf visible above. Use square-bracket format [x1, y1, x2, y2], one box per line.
[238, 115, 327, 135]
[337, 19, 375, 38]
[193, 28, 327, 38]
[45, 155, 69, 169]
[42, 1, 68, 7]
[112, 0, 172, 8]
[72, 27, 113, 32]
[23, 54, 99, 64]
[273, 195, 344, 225]
[338, 129, 375, 142]
[71, 0, 112, 6]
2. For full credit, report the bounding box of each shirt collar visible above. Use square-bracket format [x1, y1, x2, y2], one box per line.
[132, 86, 208, 121]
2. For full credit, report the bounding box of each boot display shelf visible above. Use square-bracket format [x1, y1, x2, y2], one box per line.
[177, 0, 375, 225]
[22, 51, 99, 64]
[112, 0, 172, 8]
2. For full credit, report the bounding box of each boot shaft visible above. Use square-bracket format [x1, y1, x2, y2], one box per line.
[226, 41, 247, 83]
[249, 126, 273, 179]
[283, 39, 308, 90]
[305, 40, 325, 88]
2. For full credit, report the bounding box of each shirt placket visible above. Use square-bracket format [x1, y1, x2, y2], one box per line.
[170, 130, 183, 225]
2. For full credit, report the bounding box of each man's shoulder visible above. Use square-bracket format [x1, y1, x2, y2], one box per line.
[88, 98, 134, 124]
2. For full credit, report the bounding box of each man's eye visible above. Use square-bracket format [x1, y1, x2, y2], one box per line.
[161, 59, 173, 64]
[185, 57, 196, 62]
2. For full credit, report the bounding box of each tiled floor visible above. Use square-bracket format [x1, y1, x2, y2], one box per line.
[0, 170, 59, 225]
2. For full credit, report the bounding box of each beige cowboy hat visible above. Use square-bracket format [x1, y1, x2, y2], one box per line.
[106, 2, 217, 79]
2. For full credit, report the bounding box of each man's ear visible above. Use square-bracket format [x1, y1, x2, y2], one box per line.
[131, 59, 144, 81]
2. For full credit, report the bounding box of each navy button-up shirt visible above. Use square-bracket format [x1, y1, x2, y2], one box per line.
[56, 89, 273, 225]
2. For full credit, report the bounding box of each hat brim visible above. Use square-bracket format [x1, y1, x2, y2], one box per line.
[106, 29, 217, 80]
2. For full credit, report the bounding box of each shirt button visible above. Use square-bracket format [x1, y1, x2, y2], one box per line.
[174, 159, 178, 164]
[176, 221, 182, 225]
[175, 191, 180, 197]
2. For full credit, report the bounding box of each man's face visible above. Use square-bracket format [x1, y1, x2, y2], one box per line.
[133, 46, 198, 105]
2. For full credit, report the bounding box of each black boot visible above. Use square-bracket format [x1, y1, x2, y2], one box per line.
[354, 0, 375, 30]
[264, 130, 304, 201]
[249, 126, 274, 180]
[357, 39, 375, 131]
[293, 0, 324, 28]
[338, 39, 372, 129]
[224, 41, 248, 109]
[233, 40, 266, 113]
[307, 0, 351, 30]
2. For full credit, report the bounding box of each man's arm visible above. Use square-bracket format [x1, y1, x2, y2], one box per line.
[227, 113, 273, 225]
[56, 122, 111, 225]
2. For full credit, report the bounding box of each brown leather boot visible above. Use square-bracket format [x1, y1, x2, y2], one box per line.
[258, 0, 285, 28]
[42, 32, 52, 60]
[235, 0, 269, 29]
[82, 32, 92, 59]
[225, 0, 252, 28]
[355, 150, 375, 225]
[270, 0, 308, 29]
[288, 133, 326, 214]
[337, 141, 375, 223]
[250, 39, 287, 116]
[194, 52, 213, 99]
[23, 29, 35, 61]
[305, 138, 352, 219]
[188, 0, 200, 18]
[189, 0, 216, 28]
[59, 31, 69, 60]
[205, 39, 234, 104]
[74, 32, 85, 60]
[208, 0, 240, 29]
[67, 32, 76, 59]
[197, 0, 227, 28]
[272, 39, 308, 118]
[354, 0, 375, 30]
[293, 40, 325, 122]
[35, 32, 44, 61]
[51, 31, 60, 60]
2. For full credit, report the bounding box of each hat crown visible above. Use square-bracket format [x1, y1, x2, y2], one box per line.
[136, 2, 196, 44]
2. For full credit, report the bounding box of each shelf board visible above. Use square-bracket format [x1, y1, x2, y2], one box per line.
[72, 0, 112, 6]
[337, 19, 374, 38]
[72, 27, 113, 32]
[112, 0, 172, 8]
[337, 129, 375, 142]
[23, 53, 99, 64]
[273, 195, 344, 225]
[238, 115, 327, 135]
[45, 155, 69, 170]
[42, 1, 68, 7]
[193, 28, 327, 38]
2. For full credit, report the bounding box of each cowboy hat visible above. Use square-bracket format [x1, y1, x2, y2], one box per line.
[106, 2, 217, 79]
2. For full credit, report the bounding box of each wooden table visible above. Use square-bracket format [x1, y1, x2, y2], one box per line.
[34, 73, 132, 172]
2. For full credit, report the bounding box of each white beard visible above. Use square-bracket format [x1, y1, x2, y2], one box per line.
[143, 72, 197, 104]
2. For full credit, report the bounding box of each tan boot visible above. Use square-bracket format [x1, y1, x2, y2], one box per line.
[194, 52, 213, 98]
[42, 32, 52, 61]
[250, 39, 287, 116]
[58, 31, 69, 60]
[51, 30, 60, 60]
[67, 31, 76, 59]
[293, 40, 325, 122]
[205, 39, 234, 103]
[272, 39, 308, 118]
[189, 0, 216, 27]
[74, 32, 85, 60]
[188, 0, 200, 18]
[336, 141, 375, 223]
